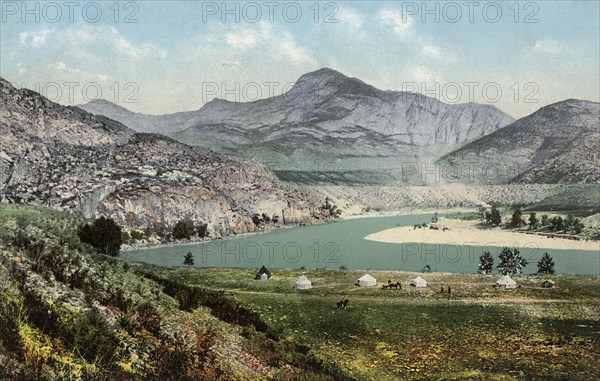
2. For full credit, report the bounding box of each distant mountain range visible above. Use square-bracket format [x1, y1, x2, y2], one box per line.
[0, 77, 321, 233]
[438, 99, 600, 184]
[79, 68, 515, 172]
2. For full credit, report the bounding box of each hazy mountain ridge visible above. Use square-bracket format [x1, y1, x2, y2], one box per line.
[0, 77, 321, 233]
[79, 68, 515, 164]
[438, 99, 600, 184]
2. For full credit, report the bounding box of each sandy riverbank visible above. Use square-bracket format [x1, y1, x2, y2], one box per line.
[364, 218, 600, 251]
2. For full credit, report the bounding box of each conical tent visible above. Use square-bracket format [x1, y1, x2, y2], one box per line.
[294, 275, 312, 290]
[356, 274, 377, 287]
[410, 276, 427, 288]
[496, 275, 517, 289]
[541, 279, 555, 288]
[254, 266, 272, 280]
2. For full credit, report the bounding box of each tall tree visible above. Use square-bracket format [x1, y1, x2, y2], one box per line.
[497, 247, 528, 275]
[537, 253, 555, 275]
[511, 207, 523, 227]
[478, 251, 494, 274]
[528, 212, 538, 230]
[491, 207, 502, 226]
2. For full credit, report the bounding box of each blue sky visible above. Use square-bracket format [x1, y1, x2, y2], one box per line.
[1, 1, 599, 117]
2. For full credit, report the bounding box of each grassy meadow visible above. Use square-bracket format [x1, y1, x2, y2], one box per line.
[153, 266, 600, 380]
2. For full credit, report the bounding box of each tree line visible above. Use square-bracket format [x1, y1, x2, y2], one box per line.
[478, 248, 555, 275]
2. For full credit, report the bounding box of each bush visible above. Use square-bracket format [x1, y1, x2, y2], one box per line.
[173, 219, 195, 240]
[78, 216, 122, 257]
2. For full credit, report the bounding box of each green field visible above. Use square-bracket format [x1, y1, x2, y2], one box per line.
[152, 267, 600, 380]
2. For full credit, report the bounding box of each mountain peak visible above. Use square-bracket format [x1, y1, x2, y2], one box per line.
[290, 68, 382, 99]
[82, 98, 134, 114]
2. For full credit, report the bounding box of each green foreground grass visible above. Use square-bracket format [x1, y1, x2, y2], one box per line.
[154, 266, 600, 381]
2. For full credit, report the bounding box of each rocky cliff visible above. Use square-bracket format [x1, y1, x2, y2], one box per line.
[0, 77, 321, 235]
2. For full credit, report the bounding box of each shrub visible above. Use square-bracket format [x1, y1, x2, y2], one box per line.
[78, 216, 122, 257]
[173, 219, 195, 240]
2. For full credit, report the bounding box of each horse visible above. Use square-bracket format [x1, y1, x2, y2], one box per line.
[383, 282, 401, 290]
[389, 282, 401, 290]
[337, 298, 349, 310]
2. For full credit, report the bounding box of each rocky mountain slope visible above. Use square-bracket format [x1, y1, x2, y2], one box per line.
[0, 77, 321, 234]
[79, 68, 514, 168]
[437, 99, 600, 184]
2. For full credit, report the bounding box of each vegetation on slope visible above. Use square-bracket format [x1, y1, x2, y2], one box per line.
[0, 204, 343, 380]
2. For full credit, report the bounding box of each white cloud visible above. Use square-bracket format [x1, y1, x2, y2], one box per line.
[47, 61, 111, 82]
[422, 45, 459, 63]
[19, 29, 53, 48]
[379, 9, 413, 39]
[533, 39, 561, 54]
[276, 37, 316, 65]
[338, 8, 364, 30]
[222, 22, 316, 66]
[423, 45, 442, 59]
[408, 65, 441, 83]
[17, 62, 26, 75]
[110, 27, 164, 60]
[227, 30, 258, 49]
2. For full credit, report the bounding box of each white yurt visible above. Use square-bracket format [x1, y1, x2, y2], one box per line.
[410, 276, 428, 288]
[260, 273, 269, 281]
[356, 274, 377, 287]
[496, 275, 517, 289]
[294, 275, 312, 290]
[541, 279, 556, 289]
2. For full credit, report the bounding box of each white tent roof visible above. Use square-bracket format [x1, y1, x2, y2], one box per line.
[411, 276, 427, 287]
[294, 275, 312, 289]
[356, 274, 377, 286]
[496, 275, 517, 285]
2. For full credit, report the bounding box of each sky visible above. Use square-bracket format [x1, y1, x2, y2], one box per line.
[1, 0, 599, 118]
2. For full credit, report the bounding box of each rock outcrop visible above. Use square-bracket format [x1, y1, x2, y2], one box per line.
[1, 77, 321, 235]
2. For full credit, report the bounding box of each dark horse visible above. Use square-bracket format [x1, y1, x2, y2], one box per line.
[383, 281, 401, 290]
[337, 298, 350, 310]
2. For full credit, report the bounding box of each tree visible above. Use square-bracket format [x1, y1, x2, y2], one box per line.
[541, 214, 549, 227]
[252, 214, 262, 226]
[537, 253, 555, 275]
[431, 212, 439, 223]
[196, 223, 208, 238]
[573, 220, 584, 234]
[321, 197, 342, 219]
[485, 211, 492, 224]
[183, 251, 194, 266]
[477, 206, 487, 221]
[564, 214, 575, 231]
[490, 207, 502, 226]
[173, 219, 195, 240]
[261, 213, 271, 224]
[550, 216, 564, 232]
[478, 251, 494, 274]
[497, 247, 528, 275]
[272, 214, 280, 224]
[78, 216, 122, 257]
[528, 212, 538, 230]
[510, 207, 524, 227]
